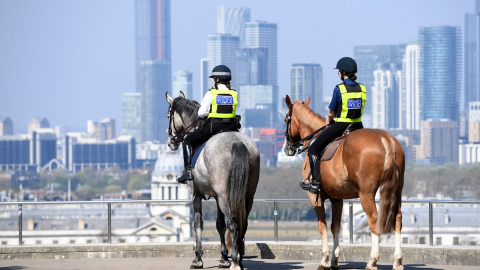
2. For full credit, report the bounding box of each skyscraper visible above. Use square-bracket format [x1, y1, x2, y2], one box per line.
[244, 21, 278, 86]
[200, 58, 209, 97]
[0, 117, 13, 135]
[290, 63, 323, 113]
[139, 60, 171, 142]
[371, 64, 401, 129]
[173, 71, 193, 99]
[237, 47, 268, 86]
[207, 34, 240, 87]
[217, 7, 250, 46]
[121, 93, 142, 142]
[419, 26, 461, 121]
[135, 0, 171, 91]
[403, 44, 421, 130]
[354, 44, 407, 126]
[134, 0, 172, 143]
[238, 85, 275, 127]
[465, 0, 480, 118]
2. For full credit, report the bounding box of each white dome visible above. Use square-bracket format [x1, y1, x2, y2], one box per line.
[152, 149, 184, 176]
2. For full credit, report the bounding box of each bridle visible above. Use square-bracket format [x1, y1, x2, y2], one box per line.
[284, 104, 302, 153]
[167, 105, 199, 145]
[284, 103, 327, 154]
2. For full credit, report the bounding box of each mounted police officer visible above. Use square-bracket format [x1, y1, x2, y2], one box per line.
[177, 65, 239, 183]
[301, 57, 367, 194]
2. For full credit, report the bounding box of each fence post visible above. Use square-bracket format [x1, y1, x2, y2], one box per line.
[18, 204, 23, 246]
[349, 202, 353, 244]
[108, 203, 112, 244]
[274, 201, 278, 242]
[429, 202, 433, 246]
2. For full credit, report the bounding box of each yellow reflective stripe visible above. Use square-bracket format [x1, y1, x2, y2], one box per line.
[209, 89, 238, 118]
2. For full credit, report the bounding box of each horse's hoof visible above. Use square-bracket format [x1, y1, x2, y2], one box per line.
[190, 260, 203, 269]
[218, 260, 231, 268]
[393, 265, 404, 270]
[365, 266, 378, 270]
[229, 264, 242, 270]
[317, 266, 330, 270]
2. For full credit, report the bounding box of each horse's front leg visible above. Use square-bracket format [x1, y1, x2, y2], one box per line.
[215, 198, 231, 268]
[330, 200, 343, 270]
[191, 195, 204, 269]
[310, 194, 330, 270]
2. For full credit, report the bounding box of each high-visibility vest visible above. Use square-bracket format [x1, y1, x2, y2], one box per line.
[208, 88, 238, 119]
[335, 83, 367, 123]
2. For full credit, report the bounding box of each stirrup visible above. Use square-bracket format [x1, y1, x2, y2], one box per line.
[300, 179, 311, 191]
[309, 184, 320, 194]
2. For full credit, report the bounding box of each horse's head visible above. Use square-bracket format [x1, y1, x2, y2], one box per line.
[284, 95, 311, 156]
[165, 91, 187, 151]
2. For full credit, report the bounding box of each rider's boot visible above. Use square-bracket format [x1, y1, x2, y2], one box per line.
[309, 155, 321, 194]
[300, 154, 320, 191]
[177, 143, 194, 184]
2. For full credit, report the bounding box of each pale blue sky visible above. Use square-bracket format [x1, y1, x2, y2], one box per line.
[0, 0, 474, 133]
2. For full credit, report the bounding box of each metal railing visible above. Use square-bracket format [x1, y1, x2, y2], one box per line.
[2, 199, 480, 246]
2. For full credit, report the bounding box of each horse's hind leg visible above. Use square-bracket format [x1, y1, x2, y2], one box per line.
[215, 198, 231, 268]
[191, 195, 204, 269]
[330, 200, 343, 269]
[393, 206, 404, 270]
[360, 193, 380, 270]
[226, 214, 240, 269]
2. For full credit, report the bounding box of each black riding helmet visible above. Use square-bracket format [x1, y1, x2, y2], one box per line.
[334, 57, 357, 73]
[209, 65, 232, 83]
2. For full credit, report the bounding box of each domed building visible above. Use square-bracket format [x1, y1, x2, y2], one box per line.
[150, 145, 191, 241]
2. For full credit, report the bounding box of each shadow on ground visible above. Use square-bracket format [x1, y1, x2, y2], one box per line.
[339, 262, 445, 270]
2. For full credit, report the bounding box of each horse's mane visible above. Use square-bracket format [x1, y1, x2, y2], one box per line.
[171, 97, 200, 122]
[293, 101, 326, 130]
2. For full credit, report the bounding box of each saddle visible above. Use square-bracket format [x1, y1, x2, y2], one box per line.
[191, 129, 240, 168]
[317, 123, 363, 161]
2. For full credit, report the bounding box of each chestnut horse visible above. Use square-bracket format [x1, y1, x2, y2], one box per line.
[284, 96, 405, 270]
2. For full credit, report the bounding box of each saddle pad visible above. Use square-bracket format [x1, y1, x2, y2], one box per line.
[192, 142, 207, 168]
[320, 137, 345, 162]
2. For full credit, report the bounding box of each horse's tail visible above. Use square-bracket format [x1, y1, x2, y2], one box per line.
[227, 141, 250, 247]
[377, 135, 404, 234]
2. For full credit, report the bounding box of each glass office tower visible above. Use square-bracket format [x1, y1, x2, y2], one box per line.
[465, 1, 480, 117]
[290, 63, 323, 113]
[419, 26, 461, 121]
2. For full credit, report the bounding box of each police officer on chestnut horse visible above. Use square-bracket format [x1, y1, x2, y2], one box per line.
[301, 57, 367, 194]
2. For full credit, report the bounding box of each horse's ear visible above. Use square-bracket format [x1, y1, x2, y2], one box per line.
[166, 92, 174, 104]
[305, 97, 311, 107]
[179, 90, 185, 99]
[285, 95, 292, 108]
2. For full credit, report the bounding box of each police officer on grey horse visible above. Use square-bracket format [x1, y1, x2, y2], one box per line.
[177, 65, 239, 183]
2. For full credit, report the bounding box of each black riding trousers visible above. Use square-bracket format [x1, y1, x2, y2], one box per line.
[307, 122, 351, 159]
[183, 119, 238, 149]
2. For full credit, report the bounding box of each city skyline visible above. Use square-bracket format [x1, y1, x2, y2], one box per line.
[0, 0, 474, 133]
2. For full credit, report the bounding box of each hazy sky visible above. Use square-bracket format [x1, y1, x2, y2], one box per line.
[0, 0, 474, 133]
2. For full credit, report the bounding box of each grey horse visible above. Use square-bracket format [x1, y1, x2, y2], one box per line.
[166, 91, 260, 270]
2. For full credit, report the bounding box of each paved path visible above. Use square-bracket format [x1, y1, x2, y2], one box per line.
[0, 257, 478, 270]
